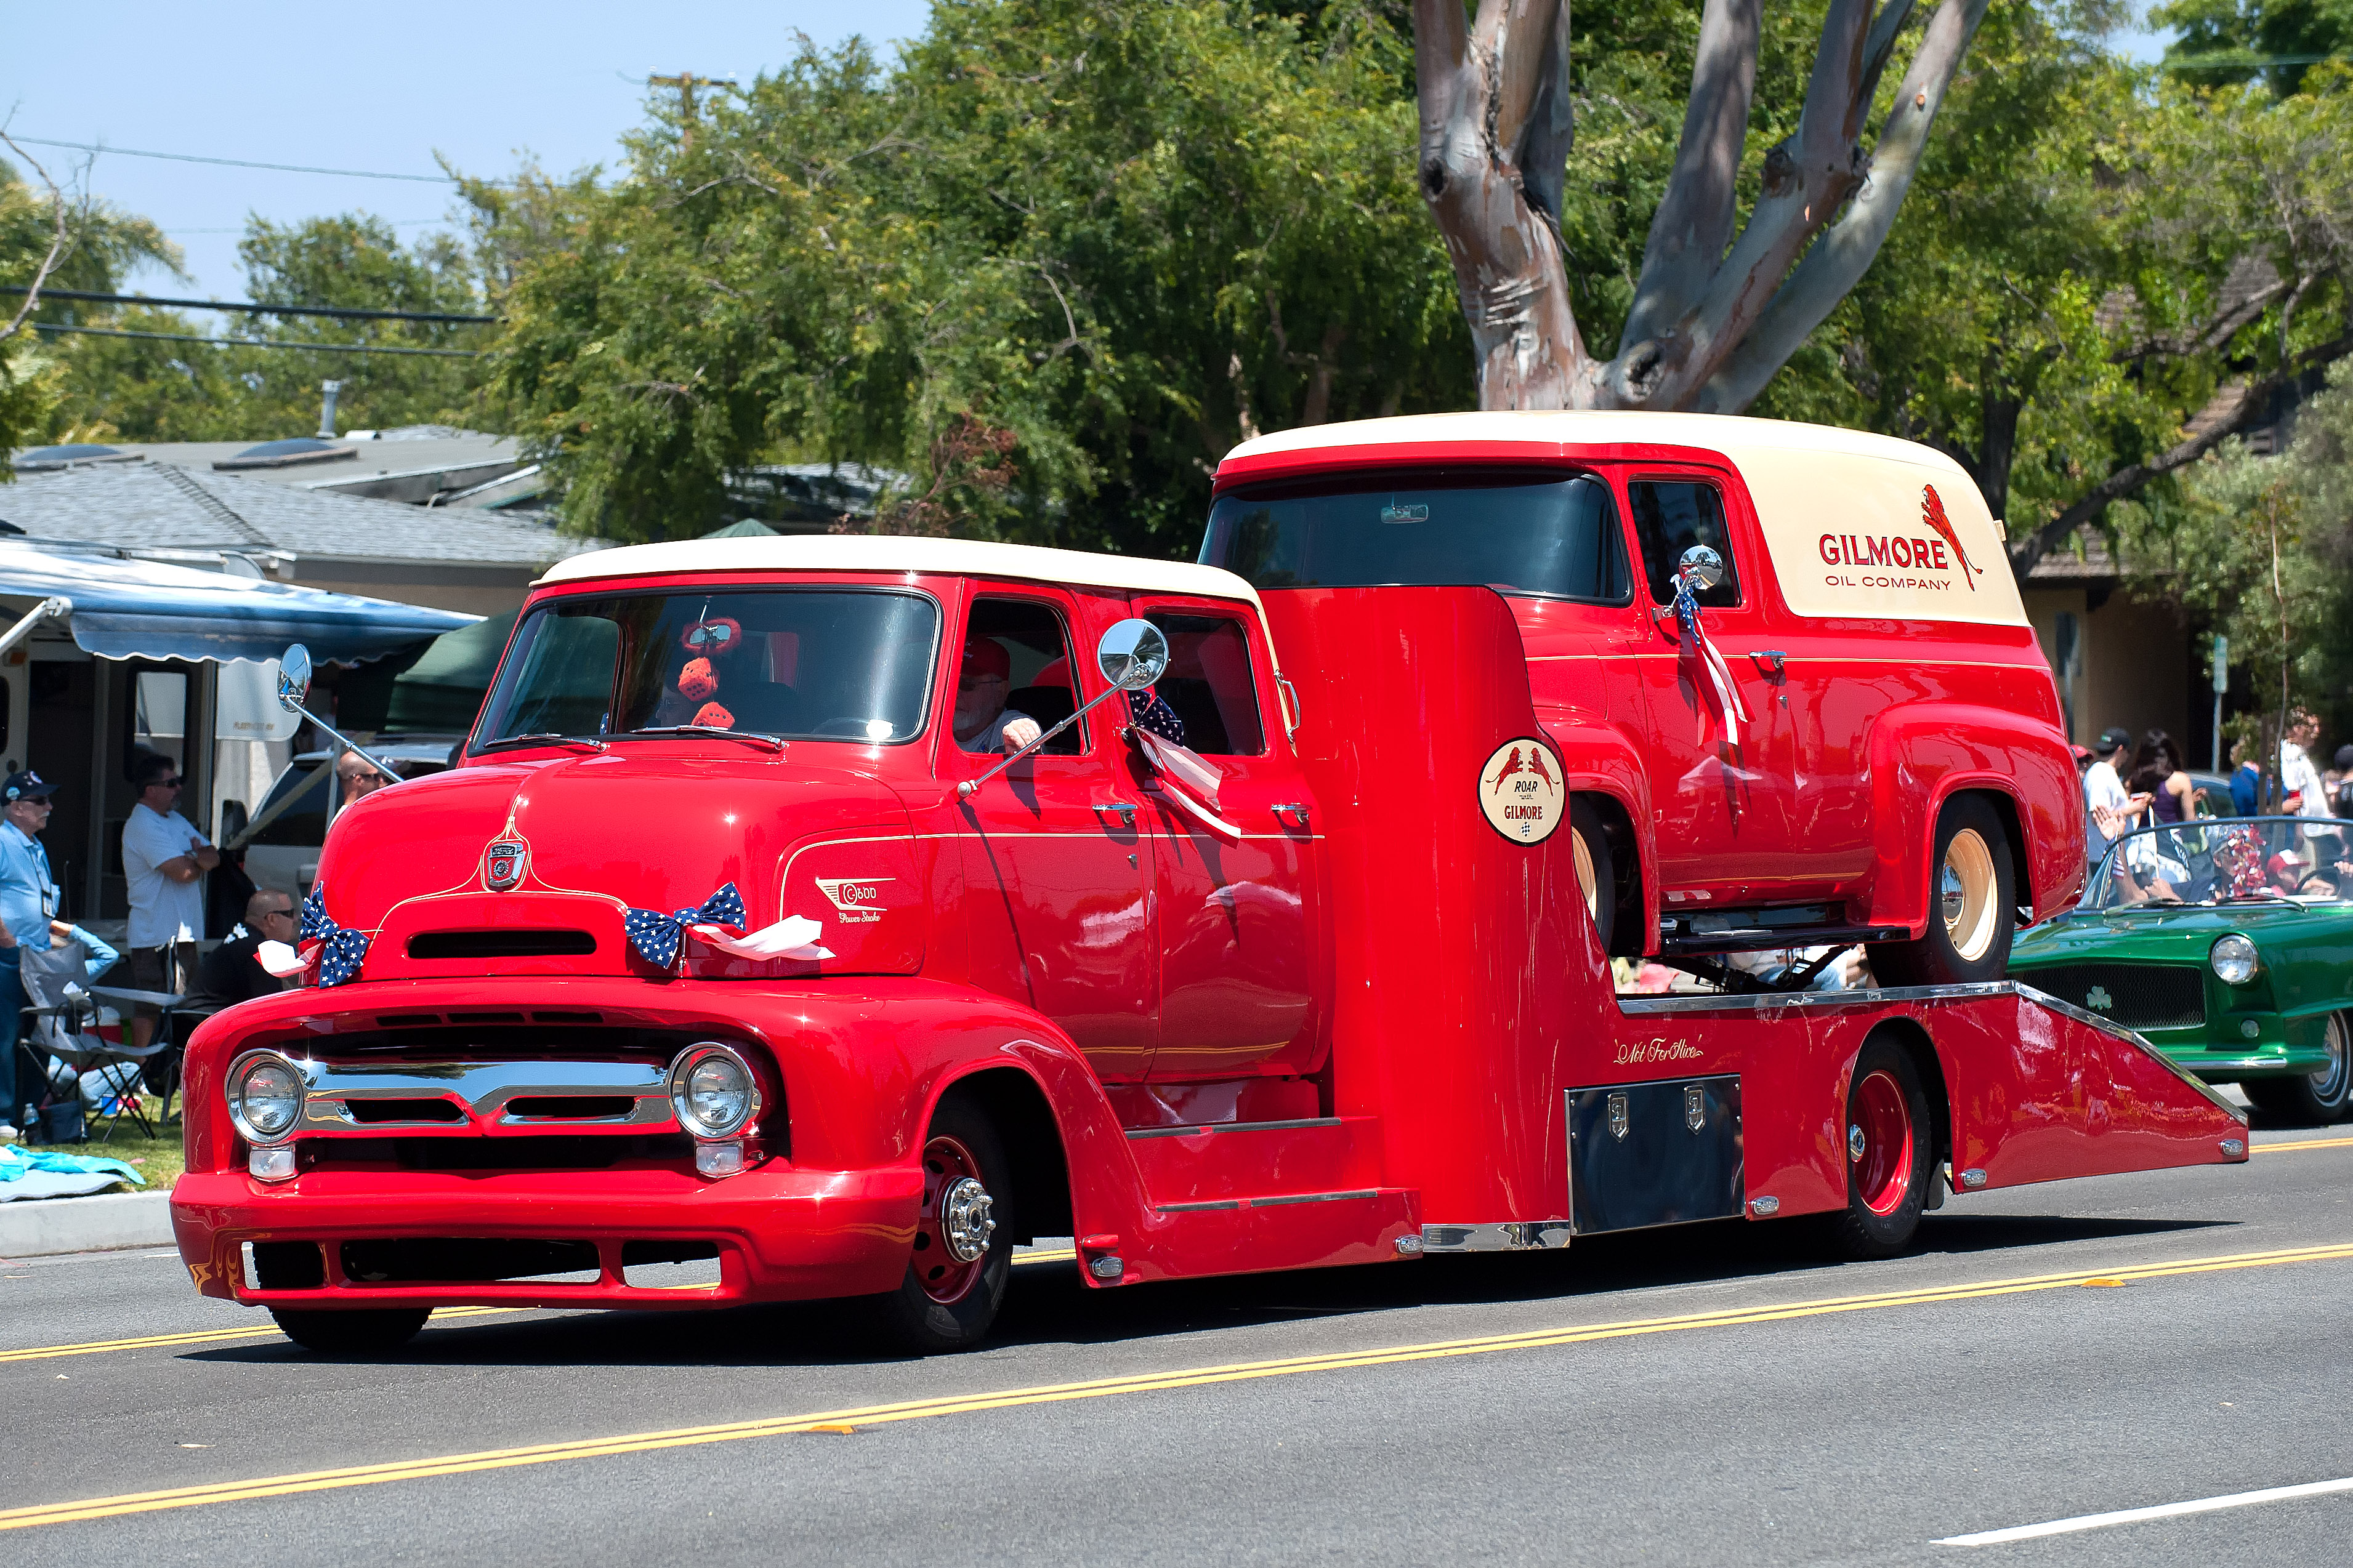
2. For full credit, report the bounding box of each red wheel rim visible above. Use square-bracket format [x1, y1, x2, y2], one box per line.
[913, 1134, 987, 1305]
[1851, 1069, 1915, 1217]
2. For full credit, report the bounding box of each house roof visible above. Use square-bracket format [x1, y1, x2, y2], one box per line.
[539, 534, 1264, 609]
[0, 459, 589, 571]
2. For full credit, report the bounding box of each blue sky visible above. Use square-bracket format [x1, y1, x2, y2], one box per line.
[3, 1, 934, 302]
[9, 2, 2166, 307]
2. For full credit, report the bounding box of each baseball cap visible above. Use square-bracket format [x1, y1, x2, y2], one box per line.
[960, 637, 1011, 681]
[2335, 744, 2353, 771]
[1, 770, 56, 802]
[2096, 726, 2133, 754]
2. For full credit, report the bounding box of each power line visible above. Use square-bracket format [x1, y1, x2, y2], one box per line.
[2, 286, 497, 325]
[7, 135, 459, 184]
[2164, 51, 2353, 70]
[30, 322, 482, 358]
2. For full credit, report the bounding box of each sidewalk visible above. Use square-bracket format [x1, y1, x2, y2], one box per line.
[0, 1190, 174, 1258]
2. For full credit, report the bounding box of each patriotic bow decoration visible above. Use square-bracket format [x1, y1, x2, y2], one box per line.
[1672, 571, 1748, 747]
[1127, 688, 1187, 746]
[297, 888, 371, 987]
[624, 883, 748, 969]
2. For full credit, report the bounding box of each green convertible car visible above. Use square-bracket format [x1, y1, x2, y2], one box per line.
[2009, 816, 2353, 1124]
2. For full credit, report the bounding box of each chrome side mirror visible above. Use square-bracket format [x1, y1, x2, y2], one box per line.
[277, 643, 313, 712]
[1676, 545, 1725, 592]
[1097, 619, 1170, 692]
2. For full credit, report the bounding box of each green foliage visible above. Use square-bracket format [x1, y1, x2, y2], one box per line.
[2156, 0, 2353, 92]
[484, 1, 1466, 550]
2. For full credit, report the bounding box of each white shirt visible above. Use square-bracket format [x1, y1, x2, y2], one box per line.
[2084, 758, 2129, 854]
[2282, 741, 2327, 819]
[121, 802, 209, 947]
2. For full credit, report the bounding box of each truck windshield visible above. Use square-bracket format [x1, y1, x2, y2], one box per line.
[1200, 468, 1632, 602]
[473, 589, 939, 749]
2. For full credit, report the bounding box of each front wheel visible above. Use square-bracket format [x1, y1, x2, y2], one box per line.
[1831, 1039, 1935, 1259]
[1870, 795, 2015, 987]
[874, 1096, 1014, 1354]
[270, 1307, 430, 1354]
[2245, 1011, 2353, 1125]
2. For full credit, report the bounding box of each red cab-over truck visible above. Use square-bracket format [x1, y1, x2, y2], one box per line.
[172, 414, 2248, 1354]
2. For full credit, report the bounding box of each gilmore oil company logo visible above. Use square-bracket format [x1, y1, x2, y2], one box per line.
[1814, 483, 1988, 595]
[1479, 738, 1565, 845]
[483, 837, 529, 891]
[814, 877, 892, 923]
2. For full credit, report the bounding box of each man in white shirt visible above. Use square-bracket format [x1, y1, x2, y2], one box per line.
[2281, 709, 2327, 819]
[121, 754, 218, 1048]
[2083, 726, 2141, 869]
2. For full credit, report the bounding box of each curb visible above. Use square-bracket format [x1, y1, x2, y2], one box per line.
[0, 1189, 174, 1259]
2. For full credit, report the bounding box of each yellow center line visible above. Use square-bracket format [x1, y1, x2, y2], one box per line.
[0, 1306, 520, 1365]
[1016, 1248, 1076, 1265]
[2251, 1135, 2353, 1154]
[4, 1239, 2350, 1532]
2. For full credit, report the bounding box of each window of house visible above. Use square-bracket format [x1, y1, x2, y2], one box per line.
[1144, 613, 1265, 755]
[964, 598, 1084, 755]
[1628, 481, 1742, 607]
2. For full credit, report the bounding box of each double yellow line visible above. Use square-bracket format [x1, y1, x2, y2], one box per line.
[6, 1239, 2351, 1534]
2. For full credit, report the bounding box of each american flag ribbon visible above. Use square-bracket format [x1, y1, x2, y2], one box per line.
[297, 887, 371, 987]
[1673, 578, 1748, 746]
[624, 882, 748, 970]
[1127, 688, 1187, 746]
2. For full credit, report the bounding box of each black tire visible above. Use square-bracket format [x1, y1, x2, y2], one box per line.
[2244, 1013, 2353, 1124]
[1870, 795, 2016, 987]
[1569, 796, 1616, 955]
[875, 1095, 1014, 1354]
[1832, 1039, 1935, 1259]
[269, 1307, 430, 1354]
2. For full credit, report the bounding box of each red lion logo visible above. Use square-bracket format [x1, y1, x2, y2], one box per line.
[1920, 484, 1982, 592]
[1487, 747, 1525, 792]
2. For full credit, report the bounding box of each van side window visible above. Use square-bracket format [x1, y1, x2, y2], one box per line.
[1144, 613, 1266, 755]
[1628, 481, 1741, 607]
[966, 597, 1084, 755]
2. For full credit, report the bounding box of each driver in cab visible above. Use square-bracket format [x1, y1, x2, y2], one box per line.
[954, 638, 1044, 754]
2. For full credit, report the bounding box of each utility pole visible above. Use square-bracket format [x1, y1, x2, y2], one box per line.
[650, 73, 734, 153]
[2211, 633, 2227, 773]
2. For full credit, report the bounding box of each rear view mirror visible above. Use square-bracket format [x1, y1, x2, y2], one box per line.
[1097, 619, 1170, 692]
[277, 645, 313, 712]
[1676, 545, 1725, 592]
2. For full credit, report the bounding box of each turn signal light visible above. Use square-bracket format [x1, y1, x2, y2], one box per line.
[249, 1146, 296, 1182]
[694, 1140, 746, 1178]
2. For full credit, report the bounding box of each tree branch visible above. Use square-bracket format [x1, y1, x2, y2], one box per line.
[0, 130, 77, 345]
[1617, 0, 1763, 356]
[1695, 0, 1993, 412]
[2008, 329, 2353, 576]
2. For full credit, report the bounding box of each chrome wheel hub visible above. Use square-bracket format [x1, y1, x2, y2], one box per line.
[939, 1176, 998, 1263]
[1848, 1123, 1867, 1162]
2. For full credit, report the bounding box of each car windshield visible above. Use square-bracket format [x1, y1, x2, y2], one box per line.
[2086, 817, 2352, 909]
[472, 589, 939, 749]
[1200, 467, 1633, 601]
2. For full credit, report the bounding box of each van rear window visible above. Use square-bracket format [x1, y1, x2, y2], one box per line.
[1201, 469, 1632, 603]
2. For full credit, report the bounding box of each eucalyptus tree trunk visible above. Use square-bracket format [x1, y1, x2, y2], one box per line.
[1413, 0, 1990, 412]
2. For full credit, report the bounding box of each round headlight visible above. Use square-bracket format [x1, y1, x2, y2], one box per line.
[2211, 935, 2261, 986]
[230, 1053, 305, 1144]
[669, 1044, 759, 1139]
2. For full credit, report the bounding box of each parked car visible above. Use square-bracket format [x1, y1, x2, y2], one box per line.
[2007, 816, 2353, 1122]
[223, 736, 461, 899]
[1205, 411, 2082, 986]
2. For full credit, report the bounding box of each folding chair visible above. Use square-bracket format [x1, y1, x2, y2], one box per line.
[20, 944, 169, 1142]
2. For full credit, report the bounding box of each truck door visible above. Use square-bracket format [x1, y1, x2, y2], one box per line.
[1623, 476, 1799, 904]
[951, 592, 1157, 1080]
[1126, 597, 1324, 1080]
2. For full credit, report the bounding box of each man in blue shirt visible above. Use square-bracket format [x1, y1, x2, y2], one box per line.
[2229, 738, 2264, 817]
[0, 770, 62, 1138]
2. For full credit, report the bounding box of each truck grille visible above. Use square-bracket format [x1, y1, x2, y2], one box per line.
[2019, 963, 2206, 1030]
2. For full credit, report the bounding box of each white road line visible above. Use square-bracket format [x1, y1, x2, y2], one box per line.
[1937, 1476, 2353, 1546]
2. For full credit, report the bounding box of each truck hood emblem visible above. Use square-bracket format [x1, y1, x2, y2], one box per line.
[485, 837, 529, 891]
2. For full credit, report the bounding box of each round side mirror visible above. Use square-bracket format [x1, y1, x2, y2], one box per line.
[1676, 544, 1726, 592]
[276, 644, 313, 713]
[1097, 619, 1171, 693]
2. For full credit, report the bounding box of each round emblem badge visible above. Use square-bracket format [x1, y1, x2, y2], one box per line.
[1478, 738, 1566, 845]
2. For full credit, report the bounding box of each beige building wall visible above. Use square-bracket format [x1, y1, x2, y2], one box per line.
[2024, 584, 2195, 760]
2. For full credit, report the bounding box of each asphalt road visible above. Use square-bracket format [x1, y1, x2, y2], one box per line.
[5, 1127, 2352, 1566]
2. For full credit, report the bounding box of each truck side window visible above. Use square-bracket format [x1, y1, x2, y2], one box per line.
[967, 597, 1085, 755]
[1628, 481, 1741, 607]
[1144, 613, 1266, 755]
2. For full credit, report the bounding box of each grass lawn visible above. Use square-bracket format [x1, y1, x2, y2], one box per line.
[17, 1116, 185, 1192]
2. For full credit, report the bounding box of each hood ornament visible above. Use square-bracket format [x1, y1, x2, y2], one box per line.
[485, 837, 529, 891]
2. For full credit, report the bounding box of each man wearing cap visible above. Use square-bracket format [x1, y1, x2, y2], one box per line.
[953, 638, 1044, 754]
[0, 771, 62, 1138]
[121, 752, 218, 1050]
[2083, 726, 2146, 870]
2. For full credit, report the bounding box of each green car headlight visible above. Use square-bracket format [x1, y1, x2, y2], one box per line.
[2210, 935, 2260, 986]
